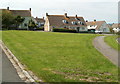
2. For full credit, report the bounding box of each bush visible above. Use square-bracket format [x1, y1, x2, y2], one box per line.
[53, 28, 76, 33]
[35, 27, 44, 30]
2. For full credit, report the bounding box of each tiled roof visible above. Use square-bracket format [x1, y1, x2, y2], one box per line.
[112, 23, 120, 28]
[47, 15, 87, 27]
[86, 21, 106, 29]
[10, 10, 31, 17]
[34, 18, 45, 23]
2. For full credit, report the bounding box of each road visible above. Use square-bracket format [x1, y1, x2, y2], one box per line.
[117, 38, 120, 43]
[0, 47, 24, 83]
[93, 36, 119, 67]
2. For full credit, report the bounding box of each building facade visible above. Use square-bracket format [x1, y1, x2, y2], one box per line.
[86, 20, 110, 33]
[6, 7, 35, 29]
[44, 13, 88, 32]
[34, 17, 45, 28]
[112, 23, 120, 33]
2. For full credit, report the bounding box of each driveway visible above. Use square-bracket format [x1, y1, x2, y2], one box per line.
[93, 36, 119, 67]
[0, 47, 24, 83]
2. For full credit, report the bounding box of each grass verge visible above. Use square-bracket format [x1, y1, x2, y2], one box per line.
[2, 31, 118, 82]
[104, 35, 120, 51]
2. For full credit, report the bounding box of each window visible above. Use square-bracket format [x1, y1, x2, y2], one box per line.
[62, 20, 68, 24]
[40, 23, 44, 26]
[81, 27, 85, 30]
[72, 21, 77, 25]
[82, 23, 84, 25]
[24, 23, 27, 27]
[75, 18, 80, 20]
[78, 21, 83, 25]
[90, 25, 92, 27]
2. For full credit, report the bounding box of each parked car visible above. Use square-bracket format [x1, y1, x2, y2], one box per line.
[95, 30, 102, 34]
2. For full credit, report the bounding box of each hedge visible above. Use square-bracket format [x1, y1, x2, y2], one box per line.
[53, 28, 76, 33]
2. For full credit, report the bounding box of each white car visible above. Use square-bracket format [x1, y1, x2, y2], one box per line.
[95, 30, 102, 34]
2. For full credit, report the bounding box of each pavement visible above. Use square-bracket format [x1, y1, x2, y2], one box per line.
[0, 47, 24, 83]
[93, 36, 120, 67]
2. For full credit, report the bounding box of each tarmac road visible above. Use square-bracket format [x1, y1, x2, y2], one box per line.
[0, 47, 23, 83]
[93, 36, 119, 67]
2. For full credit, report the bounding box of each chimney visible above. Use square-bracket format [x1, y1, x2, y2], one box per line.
[64, 13, 67, 18]
[94, 19, 96, 22]
[7, 7, 9, 10]
[75, 15, 77, 18]
[86, 20, 88, 22]
[46, 13, 48, 16]
[29, 8, 31, 11]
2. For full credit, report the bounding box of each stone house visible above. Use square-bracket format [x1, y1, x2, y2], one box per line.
[86, 20, 110, 33]
[112, 23, 120, 33]
[34, 17, 45, 28]
[44, 13, 88, 32]
[6, 7, 36, 29]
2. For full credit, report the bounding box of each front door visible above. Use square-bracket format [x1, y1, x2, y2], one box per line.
[77, 27, 79, 32]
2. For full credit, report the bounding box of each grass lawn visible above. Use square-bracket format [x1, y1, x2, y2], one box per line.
[2, 31, 118, 82]
[104, 35, 120, 51]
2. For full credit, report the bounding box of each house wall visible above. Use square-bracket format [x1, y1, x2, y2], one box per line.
[19, 17, 35, 29]
[113, 28, 120, 32]
[98, 22, 110, 32]
[87, 25, 97, 29]
[79, 27, 88, 32]
[44, 17, 50, 31]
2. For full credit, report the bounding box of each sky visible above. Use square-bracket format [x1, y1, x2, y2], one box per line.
[0, 0, 119, 23]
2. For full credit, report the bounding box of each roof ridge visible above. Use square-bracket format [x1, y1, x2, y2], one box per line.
[10, 10, 30, 11]
[87, 21, 105, 23]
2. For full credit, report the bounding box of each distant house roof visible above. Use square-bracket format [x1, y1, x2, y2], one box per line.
[10, 10, 31, 17]
[46, 13, 87, 27]
[34, 17, 45, 23]
[112, 23, 120, 28]
[107, 24, 113, 28]
[86, 21, 106, 29]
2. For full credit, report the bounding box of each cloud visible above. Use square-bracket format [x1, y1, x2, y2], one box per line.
[0, 0, 118, 23]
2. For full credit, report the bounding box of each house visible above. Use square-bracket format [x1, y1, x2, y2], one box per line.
[6, 7, 36, 29]
[34, 17, 45, 28]
[86, 20, 110, 33]
[44, 13, 88, 32]
[112, 23, 120, 33]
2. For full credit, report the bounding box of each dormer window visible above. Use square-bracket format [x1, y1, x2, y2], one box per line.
[62, 20, 68, 24]
[72, 21, 77, 25]
[90, 25, 96, 27]
[75, 18, 80, 20]
[82, 23, 84, 25]
[78, 21, 83, 25]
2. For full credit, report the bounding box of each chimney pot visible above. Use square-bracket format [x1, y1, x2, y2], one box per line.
[94, 19, 96, 22]
[29, 8, 31, 11]
[75, 15, 77, 18]
[64, 13, 67, 18]
[86, 20, 88, 22]
[7, 7, 9, 10]
[46, 13, 48, 16]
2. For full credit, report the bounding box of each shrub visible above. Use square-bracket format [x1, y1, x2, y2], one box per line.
[53, 28, 76, 33]
[35, 27, 44, 30]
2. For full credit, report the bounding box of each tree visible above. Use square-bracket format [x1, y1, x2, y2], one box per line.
[2, 9, 15, 29]
[14, 16, 25, 29]
[28, 19, 37, 30]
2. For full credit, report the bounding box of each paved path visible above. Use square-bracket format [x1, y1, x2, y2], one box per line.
[117, 38, 120, 43]
[0, 47, 23, 82]
[93, 36, 119, 67]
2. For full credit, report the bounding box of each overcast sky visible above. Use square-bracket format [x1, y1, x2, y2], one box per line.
[0, 0, 119, 23]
